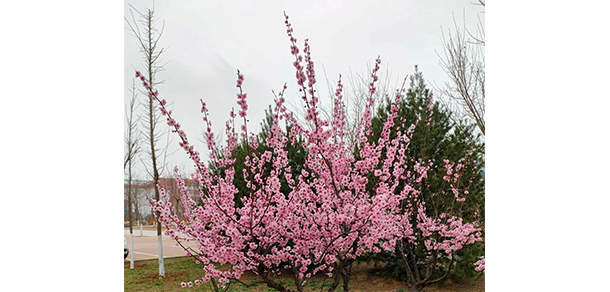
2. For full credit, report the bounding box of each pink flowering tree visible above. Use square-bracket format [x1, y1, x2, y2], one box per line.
[136, 12, 482, 292]
[389, 155, 483, 292]
[374, 93, 483, 291]
[362, 65, 484, 291]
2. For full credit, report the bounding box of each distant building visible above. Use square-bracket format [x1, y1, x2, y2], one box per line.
[124, 178, 198, 224]
[124, 179, 151, 223]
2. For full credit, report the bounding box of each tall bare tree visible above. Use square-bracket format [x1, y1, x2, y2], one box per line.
[437, 0, 485, 136]
[125, 4, 168, 277]
[124, 79, 141, 270]
[335, 66, 394, 146]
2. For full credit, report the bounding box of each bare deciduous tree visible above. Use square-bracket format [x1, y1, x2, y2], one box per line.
[436, 1, 485, 136]
[124, 79, 141, 269]
[131, 180, 146, 226]
[125, 4, 169, 277]
[339, 66, 394, 146]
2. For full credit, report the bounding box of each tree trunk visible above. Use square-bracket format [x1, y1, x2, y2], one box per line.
[128, 166, 136, 269]
[326, 266, 342, 292]
[129, 233, 135, 269]
[150, 67, 164, 277]
[157, 234, 164, 277]
[290, 265, 304, 292]
[340, 258, 354, 292]
[259, 267, 295, 292]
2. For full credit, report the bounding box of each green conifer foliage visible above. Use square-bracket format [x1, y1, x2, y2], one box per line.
[366, 66, 485, 281]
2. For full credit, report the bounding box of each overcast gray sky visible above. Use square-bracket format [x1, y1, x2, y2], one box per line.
[124, 0, 485, 178]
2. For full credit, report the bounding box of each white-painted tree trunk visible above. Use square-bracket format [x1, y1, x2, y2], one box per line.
[129, 233, 135, 269]
[158, 235, 165, 277]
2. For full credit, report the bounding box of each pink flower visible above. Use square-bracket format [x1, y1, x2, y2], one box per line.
[236, 72, 244, 87]
[474, 256, 485, 272]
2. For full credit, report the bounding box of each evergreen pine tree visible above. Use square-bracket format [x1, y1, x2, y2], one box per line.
[366, 66, 485, 281]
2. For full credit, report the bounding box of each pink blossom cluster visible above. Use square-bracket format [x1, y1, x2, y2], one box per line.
[474, 256, 485, 272]
[137, 13, 483, 291]
[418, 205, 481, 255]
[236, 71, 248, 118]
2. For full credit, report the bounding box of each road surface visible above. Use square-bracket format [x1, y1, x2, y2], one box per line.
[124, 226, 198, 262]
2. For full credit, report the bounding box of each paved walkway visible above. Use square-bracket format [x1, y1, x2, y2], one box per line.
[123, 226, 198, 262]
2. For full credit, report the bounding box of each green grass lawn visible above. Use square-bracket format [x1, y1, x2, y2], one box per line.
[124, 257, 211, 291]
[125, 257, 348, 292]
[125, 257, 296, 292]
[124, 257, 483, 292]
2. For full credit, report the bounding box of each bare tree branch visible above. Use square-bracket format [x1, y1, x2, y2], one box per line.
[435, 6, 485, 136]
